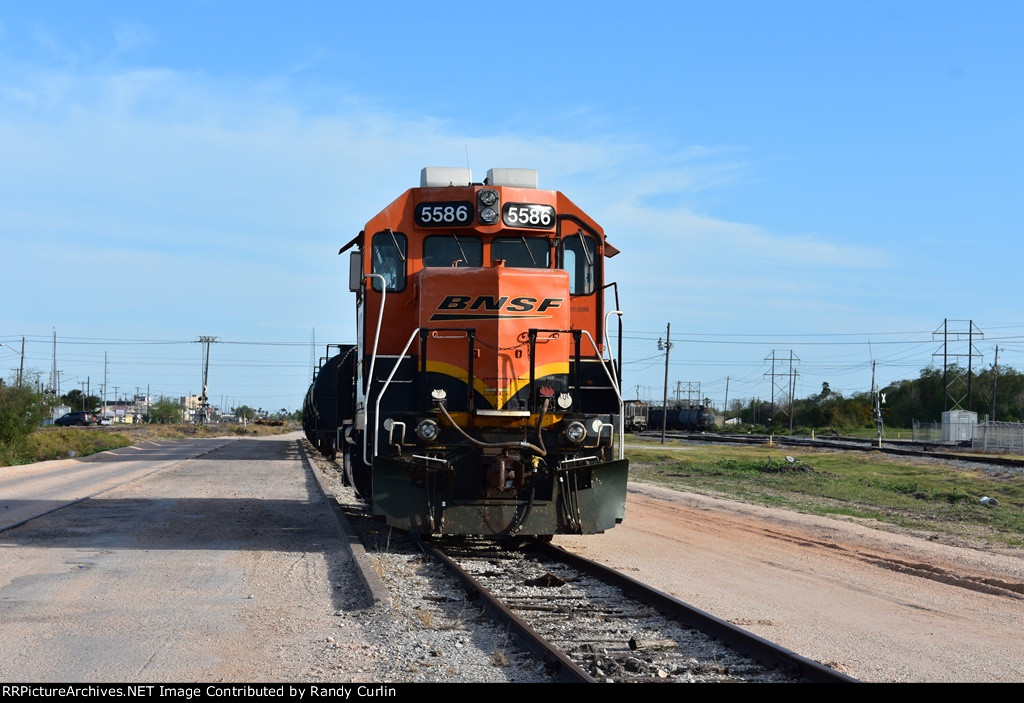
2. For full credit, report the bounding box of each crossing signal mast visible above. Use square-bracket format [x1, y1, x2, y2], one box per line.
[196, 336, 218, 424]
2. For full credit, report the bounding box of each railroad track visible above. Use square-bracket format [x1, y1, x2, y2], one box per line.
[420, 537, 858, 683]
[637, 431, 1024, 471]
[306, 440, 857, 683]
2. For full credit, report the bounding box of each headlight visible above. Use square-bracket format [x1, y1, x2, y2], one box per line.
[415, 419, 440, 442]
[479, 207, 498, 224]
[478, 189, 498, 206]
[564, 421, 587, 445]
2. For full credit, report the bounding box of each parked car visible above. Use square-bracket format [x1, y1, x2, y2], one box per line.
[55, 411, 96, 426]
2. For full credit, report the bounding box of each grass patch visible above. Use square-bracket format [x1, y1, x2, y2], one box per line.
[24, 428, 136, 462]
[625, 439, 1024, 548]
[0, 423, 299, 467]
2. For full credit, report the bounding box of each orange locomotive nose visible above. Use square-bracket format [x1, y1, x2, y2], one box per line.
[418, 264, 570, 410]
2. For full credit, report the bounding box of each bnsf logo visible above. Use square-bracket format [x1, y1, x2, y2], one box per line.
[439, 295, 562, 312]
[429, 295, 564, 321]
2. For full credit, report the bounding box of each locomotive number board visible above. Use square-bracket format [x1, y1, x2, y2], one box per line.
[502, 203, 556, 229]
[414, 201, 474, 227]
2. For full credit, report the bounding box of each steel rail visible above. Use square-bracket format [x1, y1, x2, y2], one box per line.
[641, 430, 1024, 470]
[417, 538, 597, 683]
[422, 536, 857, 683]
[538, 542, 859, 683]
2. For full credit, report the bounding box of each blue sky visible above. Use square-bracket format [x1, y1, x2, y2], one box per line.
[1, 1, 1022, 416]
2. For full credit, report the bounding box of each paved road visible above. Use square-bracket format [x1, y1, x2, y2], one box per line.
[0, 432, 377, 682]
[0, 438, 235, 531]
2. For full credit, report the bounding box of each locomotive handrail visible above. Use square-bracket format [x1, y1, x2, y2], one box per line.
[366, 327, 422, 465]
[603, 281, 622, 384]
[363, 272, 387, 404]
[580, 329, 625, 460]
[603, 310, 623, 391]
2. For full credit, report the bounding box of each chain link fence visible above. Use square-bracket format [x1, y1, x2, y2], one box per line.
[913, 419, 1024, 451]
[912, 420, 943, 443]
[974, 421, 1024, 452]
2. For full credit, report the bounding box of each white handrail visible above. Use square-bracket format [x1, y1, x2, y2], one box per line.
[366, 328, 421, 465]
[361, 273, 386, 466]
[603, 309, 623, 389]
[580, 329, 626, 460]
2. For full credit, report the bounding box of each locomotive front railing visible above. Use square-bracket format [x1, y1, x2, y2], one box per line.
[526, 326, 625, 461]
[419, 327, 477, 412]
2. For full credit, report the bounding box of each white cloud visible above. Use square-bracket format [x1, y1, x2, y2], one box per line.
[0, 59, 924, 407]
[113, 22, 151, 55]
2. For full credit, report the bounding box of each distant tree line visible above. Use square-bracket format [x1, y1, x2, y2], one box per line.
[727, 365, 1024, 430]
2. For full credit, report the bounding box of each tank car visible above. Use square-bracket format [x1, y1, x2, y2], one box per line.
[303, 344, 356, 458]
[648, 404, 717, 432]
[310, 166, 629, 537]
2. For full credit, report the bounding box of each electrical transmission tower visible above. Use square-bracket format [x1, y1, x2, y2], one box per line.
[674, 381, 702, 406]
[196, 336, 219, 424]
[764, 350, 799, 429]
[932, 319, 983, 411]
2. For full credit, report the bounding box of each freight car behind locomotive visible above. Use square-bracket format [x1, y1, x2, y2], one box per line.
[303, 344, 356, 458]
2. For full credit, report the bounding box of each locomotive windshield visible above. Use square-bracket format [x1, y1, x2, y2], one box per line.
[491, 236, 550, 268]
[423, 234, 483, 267]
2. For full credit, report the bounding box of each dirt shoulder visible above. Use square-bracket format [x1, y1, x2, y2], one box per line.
[554, 480, 1024, 682]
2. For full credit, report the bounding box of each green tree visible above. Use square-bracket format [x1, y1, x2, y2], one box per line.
[0, 383, 48, 454]
[149, 396, 183, 424]
[62, 389, 102, 412]
[882, 366, 947, 427]
[234, 405, 257, 421]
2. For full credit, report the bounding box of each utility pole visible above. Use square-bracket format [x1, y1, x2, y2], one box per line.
[991, 346, 999, 422]
[310, 328, 317, 381]
[196, 336, 219, 424]
[788, 350, 796, 431]
[724, 376, 730, 420]
[658, 324, 672, 444]
[1, 338, 25, 386]
[50, 328, 57, 396]
[872, 360, 884, 446]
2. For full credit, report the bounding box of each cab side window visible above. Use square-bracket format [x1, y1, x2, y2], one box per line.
[371, 230, 407, 292]
[561, 231, 596, 294]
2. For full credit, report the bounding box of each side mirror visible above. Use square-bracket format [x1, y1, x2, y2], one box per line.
[348, 250, 363, 292]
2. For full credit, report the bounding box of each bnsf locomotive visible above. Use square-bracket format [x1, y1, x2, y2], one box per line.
[305, 167, 628, 537]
